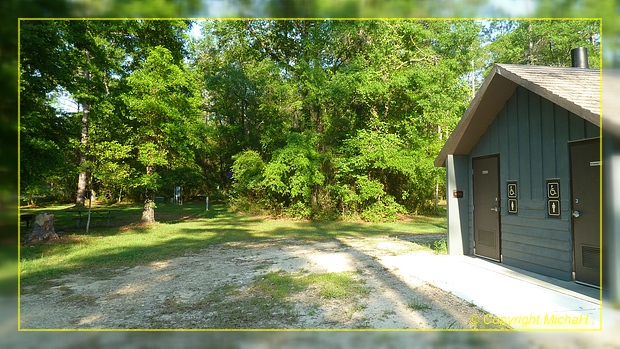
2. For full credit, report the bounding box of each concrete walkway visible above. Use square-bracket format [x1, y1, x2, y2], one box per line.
[381, 253, 601, 330]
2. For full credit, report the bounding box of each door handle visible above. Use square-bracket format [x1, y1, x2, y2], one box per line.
[572, 210, 580, 218]
[491, 207, 500, 212]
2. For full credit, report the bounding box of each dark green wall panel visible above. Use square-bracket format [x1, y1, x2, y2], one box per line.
[468, 86, 599, 280]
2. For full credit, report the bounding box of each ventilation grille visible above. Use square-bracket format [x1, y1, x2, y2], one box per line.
[478, 230, 496, 248]
[581, 245, 600, 270]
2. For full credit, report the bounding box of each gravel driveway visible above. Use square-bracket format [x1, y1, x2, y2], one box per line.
[20, 235, 502, 329]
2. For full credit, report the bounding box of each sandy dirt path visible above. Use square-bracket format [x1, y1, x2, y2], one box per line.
[20, 235, 499, 329]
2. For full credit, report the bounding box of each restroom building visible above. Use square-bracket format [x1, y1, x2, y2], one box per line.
[434, 58, 600, 287]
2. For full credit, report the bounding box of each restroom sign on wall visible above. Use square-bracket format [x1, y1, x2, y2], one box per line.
[507, 181, 517, 214]
[546, 179, 561, 218]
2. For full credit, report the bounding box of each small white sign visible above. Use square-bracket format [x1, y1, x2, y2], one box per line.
[547, 182, 560, 199]
[548, 199, 561, 217]
[508, 199, 518, 214]
[590, 161, 600, 167]
[507, 183, 517, 199]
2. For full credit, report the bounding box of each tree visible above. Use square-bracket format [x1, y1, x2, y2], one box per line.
[193, 20, 481, 220]
[20, 21, 84, 204]
[21, 19, 601, 223]
[483, 20, 601, 69]
[122, 46, 201, 222]
[20, 20, 195, 207]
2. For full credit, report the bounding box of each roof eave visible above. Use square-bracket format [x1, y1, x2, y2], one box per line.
[434, 66, 518, 167]
[494, 65, 600, 128]
[434, 65, 601, 168]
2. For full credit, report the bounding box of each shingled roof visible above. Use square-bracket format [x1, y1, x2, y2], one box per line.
[434, 64, 601, 167]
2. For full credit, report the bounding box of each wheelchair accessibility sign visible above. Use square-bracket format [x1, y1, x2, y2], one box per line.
[547, 182, 560, 199]
[507, 181, 517, 214]
[546, 180, 561, 218]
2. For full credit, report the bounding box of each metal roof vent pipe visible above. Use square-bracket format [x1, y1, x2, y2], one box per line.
[571, 47, 589, 68]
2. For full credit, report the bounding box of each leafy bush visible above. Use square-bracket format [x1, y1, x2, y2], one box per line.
[335, 127, 433, 219]
[431, 238, 448, 254]
[230, 135, 326, 219]
[261, 132, 324, 204]
[231, 150, 266, 200]
[285, 201, 313, 220]
[360, 196, 406, 223]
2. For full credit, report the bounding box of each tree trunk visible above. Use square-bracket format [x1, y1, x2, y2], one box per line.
[86, 173, 94, 233]
[311, 188, 318, 211]
[75, 100, 89, 206]
[435, 125, 442, 210]
[141, 165, 156, 223]
[75, 66, 91, 207]
[26, 213, 59, 243]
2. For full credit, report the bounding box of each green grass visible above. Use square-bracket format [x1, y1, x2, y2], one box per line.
[253, 270, 306, 300]
[407, 300, 433, 311]
[303, 271, 370, 300]
[252, 270, 370, 301]
[247, 270, 370, 327]
[19, 202, 447, 292]
[149, 281, 301, 328]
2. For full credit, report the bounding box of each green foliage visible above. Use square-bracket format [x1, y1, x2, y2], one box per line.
[262, 132, 324, 203]
[19, 20, 199, 206]
[335, 126, 442, 218]
[20, 19, 602, 223]
[483, 20, 601, 69]
[231, 133, 324, 218]
[285, 201, 313, 220]
[360, 197, 407, 223]
[431, 238, 448, 254]
[122, 45, 202, 205]
[231, 150, 266, 197]
[88, 141, 135, 204]
[159, 166, 207, 199]
[191, 20, 482, 219]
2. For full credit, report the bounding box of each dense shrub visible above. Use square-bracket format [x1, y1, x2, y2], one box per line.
[359, 196, 407, 223]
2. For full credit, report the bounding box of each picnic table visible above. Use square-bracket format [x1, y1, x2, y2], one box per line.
[66, 208, 118, 228]
[20, 214, 34, 229]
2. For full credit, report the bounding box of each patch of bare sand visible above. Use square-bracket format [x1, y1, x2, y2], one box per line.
[20, 237, 497, 329]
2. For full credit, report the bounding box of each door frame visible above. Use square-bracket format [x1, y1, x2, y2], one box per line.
[472, 154, 502, 262]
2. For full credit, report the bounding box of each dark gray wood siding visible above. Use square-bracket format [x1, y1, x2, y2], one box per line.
[468, 86, 599, 280]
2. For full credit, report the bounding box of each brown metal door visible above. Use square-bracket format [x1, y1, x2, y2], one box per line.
[570, 139, 600, 287]
[473, 156, 501, 261]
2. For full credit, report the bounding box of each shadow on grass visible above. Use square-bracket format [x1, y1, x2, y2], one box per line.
[20, 202, 251, 236]
[19, 204, 269, 288]
[19, 204, 448, 294]
[18, 202, 499, 330]
[20, 230, 255, 292]
[21, 215, 480, 329]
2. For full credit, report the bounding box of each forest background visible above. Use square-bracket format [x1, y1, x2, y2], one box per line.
[19, 19, 601, 222]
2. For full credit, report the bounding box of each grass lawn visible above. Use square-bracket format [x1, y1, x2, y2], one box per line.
[19, 202, 447, 292]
